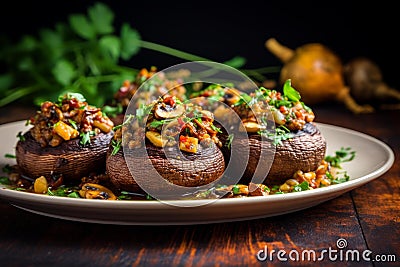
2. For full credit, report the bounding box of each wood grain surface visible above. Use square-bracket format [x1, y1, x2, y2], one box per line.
[0, 103, 398, 267]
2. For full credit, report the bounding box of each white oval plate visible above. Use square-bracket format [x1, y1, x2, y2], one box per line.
[0, 121, 394, 225]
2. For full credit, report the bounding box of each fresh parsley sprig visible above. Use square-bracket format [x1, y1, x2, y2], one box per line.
[79, 130, 96, 146]
[259, 125, 295, 145]
[0, 2, 277, 108]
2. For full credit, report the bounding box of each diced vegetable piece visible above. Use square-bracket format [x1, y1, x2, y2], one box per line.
[93, 120, 112, 133]
[179, 136, 198, 153]
[33, 176, 48, 194]
[146, 131, 168, 147]
[53, 121, 79, 140]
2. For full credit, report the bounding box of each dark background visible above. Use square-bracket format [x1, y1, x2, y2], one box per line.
[1, 1, 399, 89]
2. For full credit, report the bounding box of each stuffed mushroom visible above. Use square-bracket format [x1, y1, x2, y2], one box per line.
[106, 95, 225, 194]
[192, 81, 327, 186]
[105, 67, 187, 125]
[15, 93, 114, 182]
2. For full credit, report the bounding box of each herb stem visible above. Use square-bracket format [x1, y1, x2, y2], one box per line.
[109, 65, 140, 74]
[140, 40, 281, 82]
[240, 67, 281, 82]
[0, 86, 41, 107]
[140, 40, 213, 62]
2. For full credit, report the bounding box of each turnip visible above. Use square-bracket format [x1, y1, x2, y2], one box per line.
[343, 57, 400, 110]
[265, 38, 374, 114]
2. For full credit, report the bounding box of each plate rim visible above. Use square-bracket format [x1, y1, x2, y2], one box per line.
[0, 120, 395, 224]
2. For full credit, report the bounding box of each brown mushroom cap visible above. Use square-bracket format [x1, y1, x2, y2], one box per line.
[16, 130, 114, 181]
[225, 122, 326, 186]
[267, 123, 326, 185]
[106, 142, 226, 194]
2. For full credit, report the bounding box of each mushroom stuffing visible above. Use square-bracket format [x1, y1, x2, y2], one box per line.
[14, 92, 114, 184]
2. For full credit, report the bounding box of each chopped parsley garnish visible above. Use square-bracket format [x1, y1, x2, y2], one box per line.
[112, 114, 135, 131]
[58, 92, 86, 104]
[136, 103, 153, 121]
[226, 134, 234, 149]
[79, 131, 96, 146]
[259, 125, 295, 145]
[293, 181, 310, 192]
[47, 185, 81, 198]
[17, 131, 25, 141]
[232, 185, 240, 195]
[68, 119, 78, 130]
[149, 119, 174, 129]
[111, 139, 122, 156]
[326, 170, 350, 184]
[0, 177, 11, 185]
[324, 147, 355, 168]
[210, 124, 222, 133]
[233, 92, 254, 107]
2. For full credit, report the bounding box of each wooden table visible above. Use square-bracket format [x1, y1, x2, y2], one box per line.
[0, 103, 398, 266]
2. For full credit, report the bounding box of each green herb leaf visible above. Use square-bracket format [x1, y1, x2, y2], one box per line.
[226, 134, 234, 149]
[149, 119, 174, 129]
[69, 13, 96, 40]
[234, 93, 253, 106]
[232, 185, 240, 195]
[259, 125, 294, 146]
[79, 131, 95, 146]
[136, 103, 152, 121]
[39, 28, 64, 60]
[58, 92, 86, 103]
[112, 114, 134, 131]
[99, 35, 121, 62]
[293, 181, 310, 192]
[283, 79, 301, 102]
[324, 147, 356, 168]
[68, 119, 78, 130]
[223, 56, 246, 68]
[120, 24, 141, 60]
[102, 103, 123, 118]
[210, 124, 222, 133]
[111, 139, 122, 156]
[48, 185, 81, 198]
[18, 35, 37, 52]
[67, 191, 82, 198]
[146, 194, 154, 200]
[52, 60, 76, 86]
[0, 177, 11, 185]
[332, 172, 350, 184]
[17, 131, 25, 141]
[88, 2, 114, 35]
